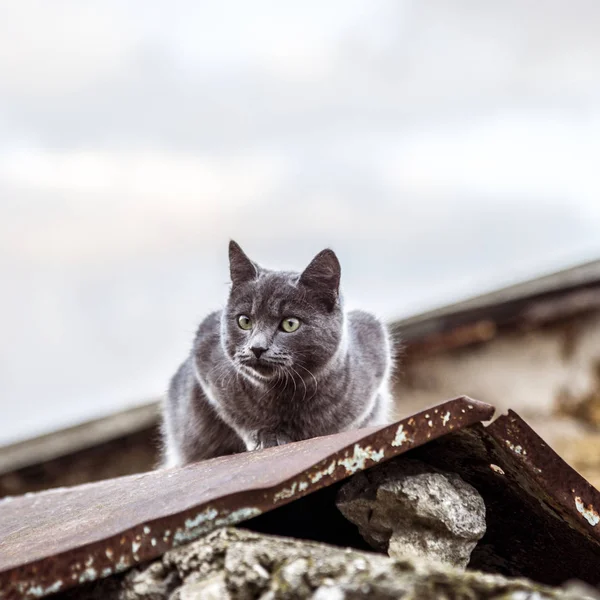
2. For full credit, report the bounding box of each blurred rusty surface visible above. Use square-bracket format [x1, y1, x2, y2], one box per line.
[410, 409, 600, 586]
[0, 396, 493, 600]
[393, 260, 600, 359]
[0, 403, 160, 477]
[0, 426, 158, 499]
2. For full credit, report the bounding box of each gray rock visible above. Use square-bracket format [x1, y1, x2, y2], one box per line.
[173, 573, 228, 600]
[560, 581, 600, 600]
[336, 457, 486, 568]
[57, 528, 588, 600]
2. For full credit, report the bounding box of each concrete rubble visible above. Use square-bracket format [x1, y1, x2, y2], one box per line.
[56, 528, 600, 600]
[336, 458, 486, 568]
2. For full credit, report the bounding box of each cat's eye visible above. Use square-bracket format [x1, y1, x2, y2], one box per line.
[281, 317, 300, 333]
[237, 315, 253, 330]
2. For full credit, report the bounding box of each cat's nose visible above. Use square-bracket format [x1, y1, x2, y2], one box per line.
[250, 346, 267, 359]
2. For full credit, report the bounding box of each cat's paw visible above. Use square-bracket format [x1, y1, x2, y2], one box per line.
[257, 432, 279, 449]
[243, 430, 293, 451]
[255, 431, 293, 450]
[275, 433, 292, 446]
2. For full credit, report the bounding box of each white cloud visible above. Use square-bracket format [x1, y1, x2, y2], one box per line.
[0, 148, 286, 263]
[1, 147, 282, 202]
[0, 0, 383, 96]
[1, 0, 600, 444]
[380, 113, 600, 218]
[0, 2, 139, 94]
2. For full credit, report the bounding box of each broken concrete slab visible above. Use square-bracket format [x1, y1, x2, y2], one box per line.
[55, 528, 599, 600]
[336, 458, 486, 568]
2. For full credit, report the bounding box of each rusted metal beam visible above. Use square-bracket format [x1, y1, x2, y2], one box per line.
[392, 260, 600, 358]
[0, 397, 493, 600]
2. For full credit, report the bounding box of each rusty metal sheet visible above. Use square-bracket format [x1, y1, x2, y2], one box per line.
[0, 396, 493, 600]
[410, 410, 600, 586]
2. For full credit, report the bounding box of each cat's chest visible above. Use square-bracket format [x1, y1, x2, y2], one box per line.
[219, 376, 319, 415]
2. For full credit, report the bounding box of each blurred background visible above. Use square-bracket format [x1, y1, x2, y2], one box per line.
[1, 1, 600, 491]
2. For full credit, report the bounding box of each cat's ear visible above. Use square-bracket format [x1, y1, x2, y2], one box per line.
[229, 240, 258, 286]
[299, 249, 341, 308]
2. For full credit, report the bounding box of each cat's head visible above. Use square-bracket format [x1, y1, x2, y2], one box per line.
[222, 240, 344, 382]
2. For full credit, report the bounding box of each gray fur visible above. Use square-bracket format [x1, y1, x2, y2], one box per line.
[161, 241, 394, 467]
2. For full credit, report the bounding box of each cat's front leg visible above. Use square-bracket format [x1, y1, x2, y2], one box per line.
[238, 430, 261, 452]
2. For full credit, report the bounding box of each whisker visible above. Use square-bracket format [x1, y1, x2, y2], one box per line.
[286, 365, 297, 399]
[255, 367, 284, 402]
[295, 362, 318, 402]
[290, 365, 307, 404]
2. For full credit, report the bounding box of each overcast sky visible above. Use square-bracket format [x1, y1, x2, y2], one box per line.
[1, 0, 600, 444]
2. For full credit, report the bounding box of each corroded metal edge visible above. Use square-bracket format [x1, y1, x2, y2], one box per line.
[486, 410, 600, 540]
[0, 397, 494, 600]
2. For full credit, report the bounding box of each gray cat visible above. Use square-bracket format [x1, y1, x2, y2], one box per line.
[161, 241, 394, 467]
